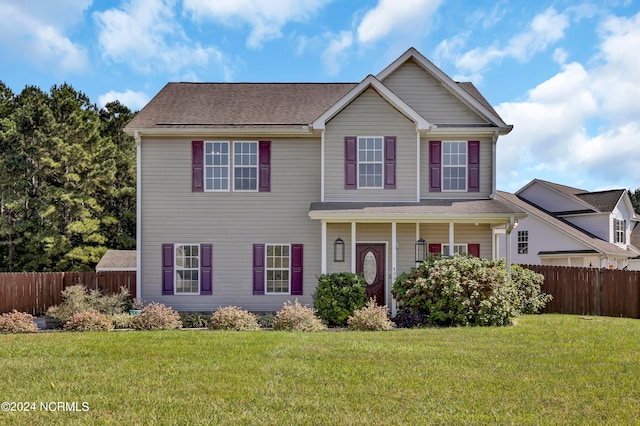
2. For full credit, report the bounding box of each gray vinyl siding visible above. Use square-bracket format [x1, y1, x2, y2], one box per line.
[420, 137, 493, 199]
[419, 223, 493, 259]
[140, 137, 321, 312]
[382, 60, 488, 125]
[324, 88, 417, 202]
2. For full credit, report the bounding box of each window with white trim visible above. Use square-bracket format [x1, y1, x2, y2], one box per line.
[175, 244, 199, 294]
[615, 219, 626, 243]
[266, 244, 290, 294]
[358, 136, 383, 188]
[443, 141, 467, 191]
[233, 141, 258, 191]
[205, 142, 229, 191]
[518, 230, 528, 254]
[442, 244, 467, 256]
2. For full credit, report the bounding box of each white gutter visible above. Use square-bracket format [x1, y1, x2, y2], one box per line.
[134, 131, 142, 300]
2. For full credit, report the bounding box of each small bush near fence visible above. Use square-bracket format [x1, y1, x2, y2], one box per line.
[63, 309, 114, 332]
[46, 285, 131, 324]
[313, 272, 367, 327]
[0, 310, 38, 334]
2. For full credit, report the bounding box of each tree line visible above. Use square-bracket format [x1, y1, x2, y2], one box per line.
[0, 82, 135, 271]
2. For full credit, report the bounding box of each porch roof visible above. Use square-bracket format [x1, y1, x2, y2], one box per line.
[309, 199, 525, 223]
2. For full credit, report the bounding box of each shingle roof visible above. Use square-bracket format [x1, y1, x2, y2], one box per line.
[95, 250, 137, 271]
[456, 82, 501, 121]
[126, 82, 357, 129]
[576, 190, 625, 213]
[497, 191, 632, 257]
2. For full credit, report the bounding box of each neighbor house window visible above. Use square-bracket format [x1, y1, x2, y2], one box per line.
[266, 244, 290, 294]
[205, 141, 229, 191]
[443, 141, 467, 191]
[615, 219, 626, 243]
[358, 136, 383, 188]
[442, 244, 467, 256]
[233, 141, 258, 191]
[518, 230, 528, 254]
[175, 244, 199, 294]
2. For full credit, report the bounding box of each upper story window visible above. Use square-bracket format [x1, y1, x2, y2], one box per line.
[615, 219, 626, 244]
[358, 136, 384, 188]
[233, 141, 258, 191]
[518, 230, 529, 254]
[205, 142, 229, 191]
[443, 141, 467, 191]
[175, 244, 199, 294]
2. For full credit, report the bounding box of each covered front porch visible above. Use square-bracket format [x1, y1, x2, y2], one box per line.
[309, 200, 526, 315]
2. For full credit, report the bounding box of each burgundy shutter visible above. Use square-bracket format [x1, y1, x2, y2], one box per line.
[429, 141, 441, 192]
[200, 244, 212, 295]
[428, 243, 441, 255]
[290, 244, 303, 295]
[192, 141, 204, 192]
[253, 244, 265, 295]
[161, 243, 174, 295]
[344, 136, 357, 189]
[259, 141, 271, 192]
[468, 141, 480, 192]
[468, 244, 480, 257]
[384, 136, 396, 189]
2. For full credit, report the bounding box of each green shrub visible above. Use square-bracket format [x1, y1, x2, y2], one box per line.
[313, 272, 367, 327]
[110, 313, 135, 329]
[256, 313, 275, 328]
[46, 285, 130, 323]
[347, 299, 394, 331]
[63, 309, 114, 331]
[131, 303, 182, 330]
[273, 300, 326, 332]
[0, 310, 38, 334]
[180, 312, 211, 328]
[392, 255, 519, 327]
[209, 306, 260, 331]
[511, 265, 552, 314]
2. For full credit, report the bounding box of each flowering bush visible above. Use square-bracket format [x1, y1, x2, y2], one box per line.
[273, 300, 326, 332]
[0, 310, 38, 334]
[46, 285, 130, 323]
[313, 272, 367, 327]
[347, 299, 394, 331]
[131, 303, 182, 330]
[110, 313, 135, 329]
[392, 255, 519, 327]
[63, 309, 114, 331]
[511, 265, 552, 314]
[209, 306, 260, 331]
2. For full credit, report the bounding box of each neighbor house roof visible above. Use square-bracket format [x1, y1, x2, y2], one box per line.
[497, 191, 632, 257]
[95, 250, 137, 271]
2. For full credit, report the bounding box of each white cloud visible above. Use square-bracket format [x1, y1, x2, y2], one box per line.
[95, 0, 228, 78]
[356, 0, 442, 44]
[0, 0, 90, 74]
[98, 90, 150, 111]
[183, 0, 331, 49]
[321, 31, 353, 75]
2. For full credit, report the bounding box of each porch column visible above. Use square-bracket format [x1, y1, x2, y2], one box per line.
[321, 221, 327, 274]
[448, 222, 455, 256]
[351, 221, 356, 273]
[391, 221, 397, 316]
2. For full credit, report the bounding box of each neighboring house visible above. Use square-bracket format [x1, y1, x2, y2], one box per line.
[95, 250, 137, 272]
[124, 47, 525, 314]
[497, 179, 640, 269]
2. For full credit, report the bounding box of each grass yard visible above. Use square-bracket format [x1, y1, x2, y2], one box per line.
[1, 314, 639, 425]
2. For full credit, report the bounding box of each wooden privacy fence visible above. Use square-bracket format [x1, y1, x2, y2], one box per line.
[0, 271, 136, 316]
[521, 265, 640, 318]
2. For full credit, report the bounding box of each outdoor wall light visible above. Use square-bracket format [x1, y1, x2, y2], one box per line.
[334, 236, 345, 262]
[415, 237, 427, 263]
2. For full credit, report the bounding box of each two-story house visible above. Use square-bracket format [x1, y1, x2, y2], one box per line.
[124, 48, 525, 314]
[497, 179, 640, 269]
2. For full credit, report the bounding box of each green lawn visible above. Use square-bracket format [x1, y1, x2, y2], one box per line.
[1, 314, 639, 425]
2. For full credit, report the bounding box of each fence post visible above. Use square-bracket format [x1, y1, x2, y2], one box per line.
[598, 268, 604, 317]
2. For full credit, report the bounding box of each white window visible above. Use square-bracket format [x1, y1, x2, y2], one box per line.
[518, 231, 529, 254]
[175, 244, 199, 294]
[443, 141, 467, 191]
[615, 219, 626, 244]
[266, 244, 290, 294]
[358, 136, 383, 188]
[234, 141, 258, 191]
[442, 244, 467, 256]
[205, 142, 229, 191]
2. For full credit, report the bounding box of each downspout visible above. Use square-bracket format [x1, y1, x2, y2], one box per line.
[505, 216, 517, 281]
[320, 130, 325, 202]
[134, 131, 142, 300]
[490, 130, 498, 199]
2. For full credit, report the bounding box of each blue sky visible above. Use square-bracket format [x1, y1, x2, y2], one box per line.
[1, 0, 639, 193]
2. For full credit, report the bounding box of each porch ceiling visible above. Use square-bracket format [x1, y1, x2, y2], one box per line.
[309, 199, 526, 223]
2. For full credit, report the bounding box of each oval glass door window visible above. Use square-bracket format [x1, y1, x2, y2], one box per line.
[363, 251, 377, 285]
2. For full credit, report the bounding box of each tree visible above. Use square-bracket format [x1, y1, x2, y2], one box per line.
[628, 189, 640, 215]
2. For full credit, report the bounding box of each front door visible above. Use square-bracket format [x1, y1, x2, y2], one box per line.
[356, 244, 385, 305]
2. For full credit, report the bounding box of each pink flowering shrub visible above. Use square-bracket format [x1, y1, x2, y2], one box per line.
[0, 310, 38, 334]
[273, 300, 326, 331]
[347, 299, 394, 331]
[63, 309, 114, 331]
[209, 306, 260, 331]
[131, 303, 182, 330]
